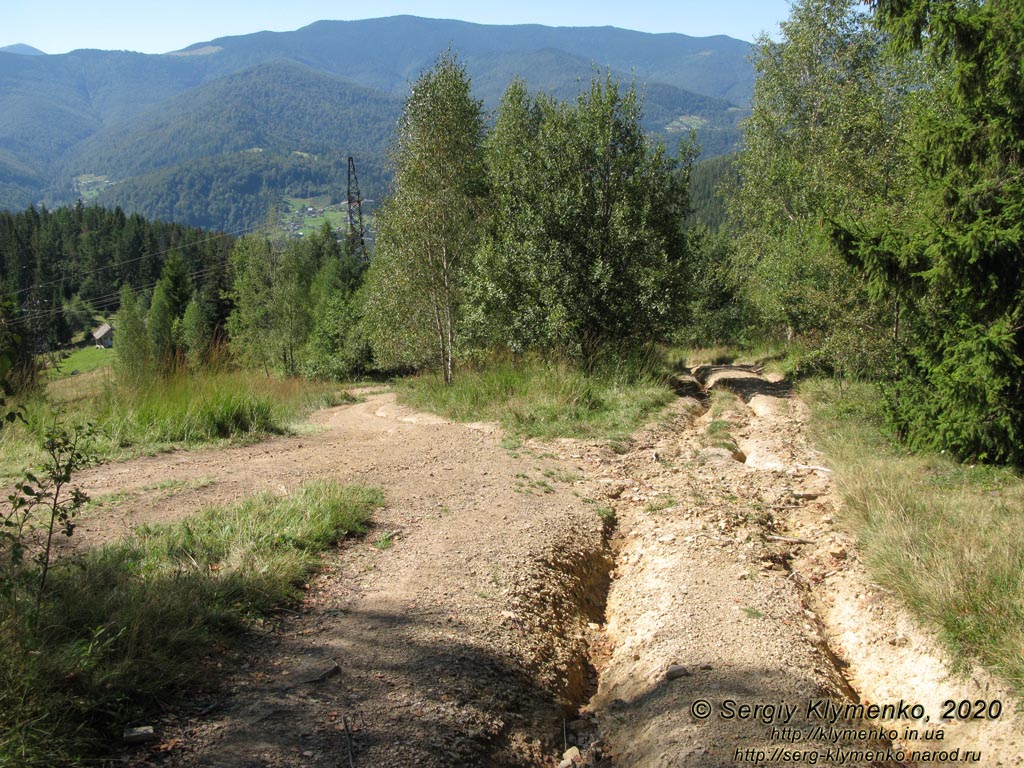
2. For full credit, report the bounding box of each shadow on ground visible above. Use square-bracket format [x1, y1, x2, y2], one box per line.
[170, 606, 563, 767]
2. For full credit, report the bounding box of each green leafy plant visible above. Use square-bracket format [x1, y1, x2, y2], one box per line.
[2, 421, 95, 620]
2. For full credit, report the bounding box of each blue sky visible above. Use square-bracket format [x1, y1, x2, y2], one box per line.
[3, 0, 793, 54]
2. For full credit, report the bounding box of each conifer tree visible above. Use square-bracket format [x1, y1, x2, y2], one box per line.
[835, 0, 1024, 463]
[114, 284, 151, 385]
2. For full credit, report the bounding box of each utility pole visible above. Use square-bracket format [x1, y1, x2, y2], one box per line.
[347, 156, 366, 260]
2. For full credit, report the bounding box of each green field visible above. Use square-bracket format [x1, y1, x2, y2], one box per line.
[50, 346, 115, 377]
[281, 195, 348, 234]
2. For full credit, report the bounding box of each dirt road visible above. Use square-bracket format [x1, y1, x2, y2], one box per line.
[72, 373, 1022, 767]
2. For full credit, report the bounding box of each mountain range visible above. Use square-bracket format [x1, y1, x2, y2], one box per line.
[0, 16, 754, 231]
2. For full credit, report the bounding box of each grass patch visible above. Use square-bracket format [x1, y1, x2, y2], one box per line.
[671, 343, 787, 370]
[644, 495, 677, 513]
[0, 480, 382, 766]
[397, 355, 674, 441]
[1, 371, 356, 481]
[48, 347, 115, 379]
[803, 378, 1024, 697]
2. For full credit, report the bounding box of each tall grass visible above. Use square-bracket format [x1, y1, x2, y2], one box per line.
[0, 370, 355, 480]
[398, 352, 675, 440]
[0, 481, 382, 767]
[803, 379, 1024, 697]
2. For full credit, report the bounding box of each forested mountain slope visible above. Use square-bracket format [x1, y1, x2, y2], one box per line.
[0, 16, 754, 229]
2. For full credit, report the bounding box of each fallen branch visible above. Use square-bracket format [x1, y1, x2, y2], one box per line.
[765, 534, 816, 545]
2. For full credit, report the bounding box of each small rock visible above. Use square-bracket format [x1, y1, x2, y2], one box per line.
[123, 726, 156, 745]
[657, 533, 677, 544]
[793, 490, 821, 500]
[666, 664, 691, 680]
[568, 719, 589, 732]
[828, 544, 847, 560]
[604, 484, 626, 499]
[558, 760, 573, 768]
[889, 635, 910, 648]
[562, 745, 581, 762]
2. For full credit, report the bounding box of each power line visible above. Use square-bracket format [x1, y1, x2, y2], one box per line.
[6, 266, 224, 330]
[6, 221, 259, 299]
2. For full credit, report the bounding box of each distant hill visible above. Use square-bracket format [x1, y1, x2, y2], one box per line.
[175, 17, 755, 105]
[65, 61, 403, 179]
[0, 16, 755, 230]
[0, 44, 47, 55]
[93, 150, 390, 234]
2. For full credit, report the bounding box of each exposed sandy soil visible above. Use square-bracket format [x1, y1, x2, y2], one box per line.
[575, 367, 1024, 767]
[67, 374, 1023, 767]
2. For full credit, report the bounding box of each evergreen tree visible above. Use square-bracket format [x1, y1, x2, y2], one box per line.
[835, 0, 1024, 463]
[225, 235, 319, 376]
[157, 251, 193, 320]
[180, 296, 212, 370]
[114, 284, 151, 385]
[147, 281, 176, 372]
[225, 236, 277, 375]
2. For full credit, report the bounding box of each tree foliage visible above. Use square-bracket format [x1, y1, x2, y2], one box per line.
[469, 74, 692, 366]
[730, 0, 914, 375]
[114, 284, 150, 385]
[362, 52, 486, 383]
[833, 0, 1024, 463]
[0, 203, 232, 353]
[226, 225, 365, 378]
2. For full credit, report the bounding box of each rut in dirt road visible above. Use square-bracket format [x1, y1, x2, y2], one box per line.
[83, 376, 1022, 767]
[578, 366, 1024, 768]
[81, 392, 614, 767]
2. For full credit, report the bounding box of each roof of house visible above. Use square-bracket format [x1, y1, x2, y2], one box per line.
[92, 323, 112, 339]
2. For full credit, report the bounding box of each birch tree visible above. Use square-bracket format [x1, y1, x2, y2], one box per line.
[362, 51, 485, 383]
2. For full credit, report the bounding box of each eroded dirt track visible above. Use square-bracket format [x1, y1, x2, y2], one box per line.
[81, 392, 611, 766]
[73, 377, 1023, 767]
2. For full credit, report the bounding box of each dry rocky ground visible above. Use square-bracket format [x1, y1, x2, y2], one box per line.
[69, 370, 1023, 767]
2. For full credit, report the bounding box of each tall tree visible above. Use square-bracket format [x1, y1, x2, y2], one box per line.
[470, 74, 692, 366]
[147, 281, 176, 372]
[835, 0, 1024, 463]
[114, 284, 151, 385]
[730, 0, 913, 373]
[225, 236, 318, 376]
[362, 51, 486, 383]
[465, 79, 548, 353]
[225, 236, 277, 375]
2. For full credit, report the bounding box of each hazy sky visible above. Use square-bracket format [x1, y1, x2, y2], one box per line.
[3, 0, 793, 55]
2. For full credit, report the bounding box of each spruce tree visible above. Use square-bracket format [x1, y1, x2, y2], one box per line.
[114, 284, 151, 385]
[835, 0, 1024, 463]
